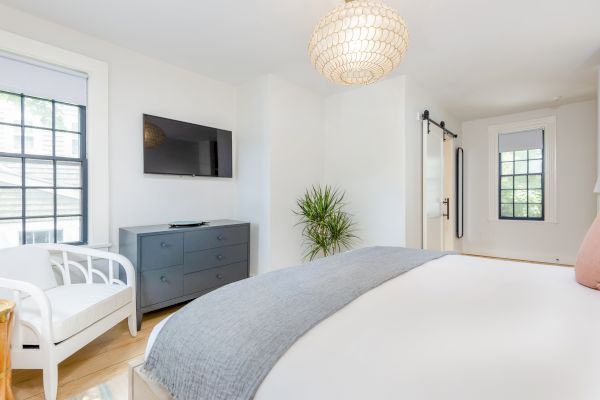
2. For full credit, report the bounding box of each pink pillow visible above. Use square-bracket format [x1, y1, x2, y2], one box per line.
[575, 215, 600, 289]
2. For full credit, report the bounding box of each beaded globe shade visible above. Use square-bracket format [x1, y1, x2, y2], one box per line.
[308, 0, 409, 86]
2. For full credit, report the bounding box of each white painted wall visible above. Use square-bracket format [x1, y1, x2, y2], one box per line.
[461, 100, 597, 264]
[235, 76, 271, 276]
[267, 76, 324, 269]
[323, 76, 407, 248]
[0, 4, 461, 271]
[0, 5, 237, 249]
[235, 75, 324, 274]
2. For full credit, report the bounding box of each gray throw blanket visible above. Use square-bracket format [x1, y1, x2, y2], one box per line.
[144, 246, 449, 400]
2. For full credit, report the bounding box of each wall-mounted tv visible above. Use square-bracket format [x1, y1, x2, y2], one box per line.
[143, 114, 232, 177]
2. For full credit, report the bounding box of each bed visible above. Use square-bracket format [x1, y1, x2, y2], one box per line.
[129, 254, 600, 400]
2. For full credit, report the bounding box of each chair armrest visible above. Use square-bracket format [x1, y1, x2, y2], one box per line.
[37, 244, 136, 288]
[0, 277, 53, 341]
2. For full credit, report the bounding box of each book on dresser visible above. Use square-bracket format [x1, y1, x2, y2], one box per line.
[119, 219, 250, 329]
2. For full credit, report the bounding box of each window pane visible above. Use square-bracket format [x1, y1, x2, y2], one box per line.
[528, 149, 542, 159]
[24, 98, 52, 128]
[0, 124, 21, 154]
[528, 175, 542, 189]
[501, 152, 514, 162]
[501, 176, 513, 189]
[514, 190, 527, 203]
[529, 160, 542, 174]
[0, 219, 22, 248]
[501, 204, 513, 218]
[528, 204, 542, 219]
[57, 216, 81, 243]
[55, 131, 80, 158]
[500, 190, 513, 203]
[514, 161, 527, 174]
[514, 176, 527, 189]
[25, 159, 54, 187]
[56, 161, 81, 187]
[0, 92, 21, 124]
[24, 218, 54, 244]
[57, 189, 81, 215]
[514, 204, 527, 218]
[501, 162, 513, 175]
[0, 157, 22, 186]
[25, 188, 54, 217]
[514, 150, 528, 161]
[0, 189, 22, 218]
[24, 128, 52, 156]
[55, 103, 80, 132]
[528, 189, 542, 204]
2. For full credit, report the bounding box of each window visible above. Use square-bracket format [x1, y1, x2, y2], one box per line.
[498, 129, 544, 220]
[0, 90, 87, 247]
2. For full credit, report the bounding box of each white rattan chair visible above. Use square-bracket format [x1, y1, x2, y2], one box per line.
[0, 244, 136, 400]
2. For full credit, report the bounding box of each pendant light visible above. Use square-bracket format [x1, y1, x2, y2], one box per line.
[308, 0, 409, 86]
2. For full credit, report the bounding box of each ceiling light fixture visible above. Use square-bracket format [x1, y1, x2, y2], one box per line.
[308, 0, 409, 86]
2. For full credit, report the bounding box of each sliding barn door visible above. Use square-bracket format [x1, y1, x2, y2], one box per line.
[423, 122, 445, 251]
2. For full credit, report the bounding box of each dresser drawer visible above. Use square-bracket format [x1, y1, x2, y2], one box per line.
[184, 243, 248, 274]
[184, 262, 248, 295]
[141, 265, 183, 307]
[184, 225, 248, 252]
[141, 233, 183, 271]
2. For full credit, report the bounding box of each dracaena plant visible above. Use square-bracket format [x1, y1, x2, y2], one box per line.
[294, 185, 358, 261]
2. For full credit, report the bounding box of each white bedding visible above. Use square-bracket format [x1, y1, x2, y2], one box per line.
[146, 255, 600, 400]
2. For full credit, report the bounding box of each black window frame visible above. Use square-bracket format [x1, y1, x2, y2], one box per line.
[0, 89, 88, 245]
[498, 131, 545, 221]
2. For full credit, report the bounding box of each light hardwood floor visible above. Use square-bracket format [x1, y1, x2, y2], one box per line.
[12, 305, 181, 400]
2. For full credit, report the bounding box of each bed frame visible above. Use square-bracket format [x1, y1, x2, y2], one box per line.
[128, 356, 172, 400]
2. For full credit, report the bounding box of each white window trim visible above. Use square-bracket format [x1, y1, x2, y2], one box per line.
[0, 29, 110, 248]
[488, 116, 557, 223]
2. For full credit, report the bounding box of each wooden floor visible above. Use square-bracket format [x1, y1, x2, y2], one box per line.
[12, 305, 180, 400]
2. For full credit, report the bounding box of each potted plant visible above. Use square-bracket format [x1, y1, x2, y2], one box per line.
[294, 185, 358, 261]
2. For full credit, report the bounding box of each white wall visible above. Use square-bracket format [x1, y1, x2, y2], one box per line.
[461, 100, 597, 264]
[0, 4, 461, 270]
[236, 75, 323, 274]
[235, 76, 271, 276]
[323, 76, 407, 247]
[267, 76, 324, 269]
[0, 5, 237, 249]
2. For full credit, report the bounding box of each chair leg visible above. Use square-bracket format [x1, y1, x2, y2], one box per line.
[128, 312, 138, 337]
[43, 362, 58, 400]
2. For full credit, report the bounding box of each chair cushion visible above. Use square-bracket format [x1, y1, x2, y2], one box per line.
[0, 246, 57, 300]
[575, 215, 600, 289]
[19, 283, 132, 344]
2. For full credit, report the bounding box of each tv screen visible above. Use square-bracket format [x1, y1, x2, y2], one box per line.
[143, 114, 232, 177]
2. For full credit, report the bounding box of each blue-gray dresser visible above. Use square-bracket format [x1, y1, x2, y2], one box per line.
[119, 219, 250, 329]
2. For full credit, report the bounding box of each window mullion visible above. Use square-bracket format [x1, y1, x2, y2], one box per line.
[20, 94, 26, 245]
[52, 100, 57, 244]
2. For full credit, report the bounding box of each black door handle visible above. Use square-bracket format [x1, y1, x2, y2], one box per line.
[443, 198, 450, 220]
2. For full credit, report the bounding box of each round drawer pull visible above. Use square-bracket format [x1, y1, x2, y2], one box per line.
[160, 242, 167, 248]
[217, 235, 224, 241]
[216, 274, 223, 279]
[160, 275, 168, 283]
[216, 254, 224, 260]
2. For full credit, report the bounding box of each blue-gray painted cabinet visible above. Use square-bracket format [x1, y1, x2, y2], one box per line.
[119, 220, 250, 329]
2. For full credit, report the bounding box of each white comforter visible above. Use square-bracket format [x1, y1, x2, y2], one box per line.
[146, 255, 600, 400]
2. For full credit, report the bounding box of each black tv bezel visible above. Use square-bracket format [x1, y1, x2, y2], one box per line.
[142, 113, 233, 178]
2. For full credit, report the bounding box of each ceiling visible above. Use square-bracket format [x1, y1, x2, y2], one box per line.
[1, 0, 599, 121]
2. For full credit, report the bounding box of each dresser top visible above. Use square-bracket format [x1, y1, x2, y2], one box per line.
[119, 219, 249, 235]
